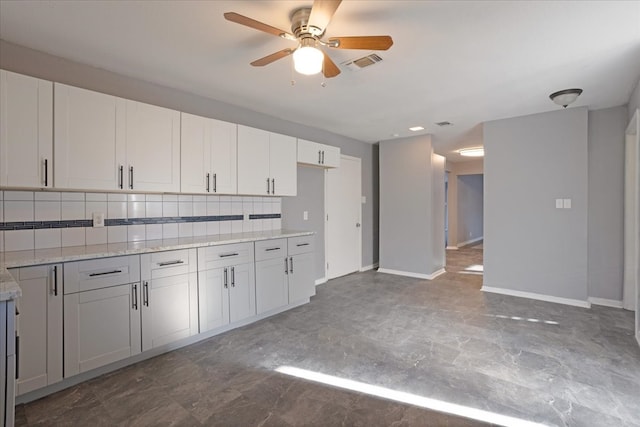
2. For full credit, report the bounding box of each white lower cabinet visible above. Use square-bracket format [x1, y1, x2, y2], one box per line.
[255, 239, 288, 314]
[10, 265, 63, 396]
[198, 242, 255, 332]
[287, 235, 316, 303]
[63, 255, 141, 377]
[141, 249, 199, 351]
[2, 299, 17, 427]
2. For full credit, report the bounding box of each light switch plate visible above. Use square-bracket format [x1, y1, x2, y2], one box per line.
[361, 196, 367, 204]
[563, 198, 572, 209]
[92, 212, 105, 227]
[555, 199, 563, 209]
[303, 211, 308, 221]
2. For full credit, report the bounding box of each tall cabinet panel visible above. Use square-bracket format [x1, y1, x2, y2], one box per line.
[0, 70, 53, 188]
[126, 100, 180, 192]
[11, 264, 63, 396]
[237, 125, 270, 195]
[269, 133, 297, 196]
[54, 83, 126, 190]
[210, 118, 238, 194]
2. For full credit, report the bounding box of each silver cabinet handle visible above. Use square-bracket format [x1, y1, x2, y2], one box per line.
[272, 178, 275, 194]
[224, 267, 228, 289]
[132, 283, 138, 310]
[265, 247, 281, 251]
[89, 269, 122, 277]
[44, 158, 48, 186]
[322, 151, 325, 164]
[231, 266, 235, 287]
[285, 257, 289, 275]
[143, 281, 149, 306]
[213, 173, 217, 193]
[119, 165, 124, 189]
[157, 260, 184, 267]
[289, 257, 293, 274]
[206, 173, 210, 192]
[267, 178, 270, 194]
[296, 243, 309, 247]
[16, 335, 20, 379]
[219, 252, 239, 258]
[51, 265, 58, 296]
[318, 150, 322, 164]
[129, 166, 134, 189]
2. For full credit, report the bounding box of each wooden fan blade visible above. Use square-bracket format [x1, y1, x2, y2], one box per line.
[323, 54, 341, 78]
[251, 49, 293, 67]
[329, 36, 393, 50]
[224, 12, 295, 39]
[308, 0, 342, 33]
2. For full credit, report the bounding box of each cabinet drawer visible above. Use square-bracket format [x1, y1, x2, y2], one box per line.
[141, 249, 196, 280]
[254, 238, 287, 261]
[288, 235, 314, 255]
[198, 242, 253, 270]
[64, 255, 140, 294]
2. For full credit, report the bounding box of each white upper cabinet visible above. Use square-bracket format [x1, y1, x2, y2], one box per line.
[54, 83, 126, 190]
[0, 70, 53, 188]
[181, 113, 237, 194]
[237, 125, 297, 196]
[297, 138, 340, 168]
[126, 100, 180, 193]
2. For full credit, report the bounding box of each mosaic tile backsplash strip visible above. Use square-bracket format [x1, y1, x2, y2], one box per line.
[0, 191, 282, 252]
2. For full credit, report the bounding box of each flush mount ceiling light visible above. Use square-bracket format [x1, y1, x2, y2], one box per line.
[549, 88, 583, 108]
[409, 126, 424, 131]
[458, 148, 484, 157]
[293, 37, 324, 75]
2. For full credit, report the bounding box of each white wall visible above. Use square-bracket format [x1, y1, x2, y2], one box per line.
[484, 107, 589, 303]
[629, 76, 640, 122]
[588, 106, 627, 301]
[457, 174, 484, 245]
[379, 135, 443, 277]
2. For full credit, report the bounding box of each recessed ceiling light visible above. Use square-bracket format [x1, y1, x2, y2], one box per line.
[458, 148, 484, 157]
[409, 126, 424, 132]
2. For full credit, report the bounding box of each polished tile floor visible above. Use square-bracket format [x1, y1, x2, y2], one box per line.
[16, 247, 640, 426]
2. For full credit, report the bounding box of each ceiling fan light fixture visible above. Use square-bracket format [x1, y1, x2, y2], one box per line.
[549, 88, 583, 108]
[458, 147, 484, 157]
[293, 38, 324, 75]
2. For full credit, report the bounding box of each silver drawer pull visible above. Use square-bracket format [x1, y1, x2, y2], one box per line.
[157, 260, 185, 267]
[219, 252, 239, 258]
[296, 243, 310, 247]
[89, 269, 122, 277]
[265, 247, 281, 251]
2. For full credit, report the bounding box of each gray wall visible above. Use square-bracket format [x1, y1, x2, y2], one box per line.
[380, 135, 441, 276]
[445, 159, 483, 247]
[457, 174, 484, 245]
[0, 39, 379, 272]
[431, 154, 446, 272]
[484, 107, 589, 301]
[629, 76, 640, 121]
[588, 106, 627, 301]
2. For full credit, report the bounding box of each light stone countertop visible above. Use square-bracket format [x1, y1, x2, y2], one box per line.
[0, 229, 314, 302]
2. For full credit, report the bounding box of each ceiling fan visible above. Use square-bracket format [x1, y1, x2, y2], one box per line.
[224, 0, 393, 78]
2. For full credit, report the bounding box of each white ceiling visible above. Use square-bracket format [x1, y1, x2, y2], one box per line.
[1, 0, 639, 161]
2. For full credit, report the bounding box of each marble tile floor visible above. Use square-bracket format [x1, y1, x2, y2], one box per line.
[16, 247, 640, 426]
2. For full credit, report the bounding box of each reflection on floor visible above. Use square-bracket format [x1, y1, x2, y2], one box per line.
[16, 246, 640, 426]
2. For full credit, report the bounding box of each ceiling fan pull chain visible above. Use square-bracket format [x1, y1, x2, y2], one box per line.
[290, 55, 296, 86]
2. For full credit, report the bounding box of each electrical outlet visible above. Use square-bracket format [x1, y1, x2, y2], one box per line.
[563, 198, 572, 209]
[555, 199, 564, 209]
[303, 211, 309, 221]
[92, 212, 105, 228]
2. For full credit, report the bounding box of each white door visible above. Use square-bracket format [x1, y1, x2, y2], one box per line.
[180, 113, 210, 194]
[210, 118, 238, 194]
[198, 267, 230, 332]
[54, 83, 126, 190]
[255, 258, 288, 314]
[623, 109, 639, 329]
[269, 132, 297, 196]
[126, 100, 180, 192]
[326, 155, 362, 279]
[237, 125, 270, 195]
[0, 70, 53, 188]
[228, 262, 256, 323]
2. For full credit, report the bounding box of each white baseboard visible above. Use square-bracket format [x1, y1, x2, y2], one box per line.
[588, 297, 624, 308]
[315, 277, 328, 286]
[457, 236, 483, 247]
[481, 286, 590, 308]
[446, 246, 459, 250]
[360, 263, 379, 272]
[378, 267, 446, 281]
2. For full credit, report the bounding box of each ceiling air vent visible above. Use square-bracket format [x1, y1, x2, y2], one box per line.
[435, 121, 453, 127]
[342, 54, 383, 71]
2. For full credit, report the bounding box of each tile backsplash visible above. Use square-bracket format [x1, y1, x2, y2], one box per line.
[0, 191, 282, 251]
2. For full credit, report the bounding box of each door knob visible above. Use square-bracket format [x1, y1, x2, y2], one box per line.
[356, 223, 361, 228]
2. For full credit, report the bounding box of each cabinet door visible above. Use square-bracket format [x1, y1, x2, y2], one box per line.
[180, 113, 210, 194]
[237, 125, 270, 195]
[141, 272, 198, 351]
[64, 283, 141, 376]
[229, 262, 256, 323]
[54, 83, 125, 190]
[255, 257, 289, 315]
[0, 70, 53, 188]
[13, 264, 63, 395]
[321, 145, 341, 168]
[269, 132, 297, 196]
[210, 119, 237, 194]
[126, 100, 180, 192]
[288, 252, 315, 302]
[198, 267, 230, 333]
[297, 139, 322, 166]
